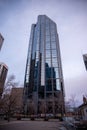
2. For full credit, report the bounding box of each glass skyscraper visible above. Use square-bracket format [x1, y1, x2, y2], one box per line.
[24, 15, 65, 116]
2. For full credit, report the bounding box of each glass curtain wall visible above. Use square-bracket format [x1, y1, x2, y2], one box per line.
[24, 15, 65, 115]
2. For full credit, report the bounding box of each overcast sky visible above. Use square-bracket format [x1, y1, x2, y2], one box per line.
[0, 0, 87, 104]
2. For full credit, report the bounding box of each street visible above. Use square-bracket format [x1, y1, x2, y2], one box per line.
[0, 119, 69, 130]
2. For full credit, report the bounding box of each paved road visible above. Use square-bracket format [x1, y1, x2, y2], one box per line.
[0, 120, 67, 130]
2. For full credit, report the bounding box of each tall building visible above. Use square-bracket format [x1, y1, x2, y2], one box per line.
[23, 15, 65, 116]
[0, 33, 4, 51]
[83, 54, 87, 70]
[0, 63, 8, 98]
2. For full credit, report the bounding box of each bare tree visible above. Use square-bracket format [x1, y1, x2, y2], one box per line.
[65, 94, 78, 114]
[3, 75, 18, 94]
[39, 100, 46, 114]
[0, 74, 20, 121]
[69, 94, 78, 109]
[28, 101, 35, 115]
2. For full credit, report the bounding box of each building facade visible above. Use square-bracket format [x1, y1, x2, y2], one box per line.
[78, 96, 87, 120]
[0, 63, 8, 98]
[0, 33, 4, 51]
[10, 87, 23, 114]
[23, 15, 65, 116]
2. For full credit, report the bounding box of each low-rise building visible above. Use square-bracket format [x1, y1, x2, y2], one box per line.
[78, 96, 87, 120]
[10, 87, 23, 114]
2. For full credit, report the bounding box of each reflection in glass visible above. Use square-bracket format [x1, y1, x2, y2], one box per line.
[46, 36, 50, 42]
[36, 51, 39, 59]
[45, 67, 51, 79]
[26, 74, 29, 83]
[24, 15, 65, 115]
[36, 42, 39, 50]
[52, 78, 56, 90]
[26, 65, 30, 74]
[52, 49, 57, 57]
[52, 57, 58, 67]
[46, 50, 51, 58]
[51, 35, 56, 41]
[46, 58, 51, 67]
[54, 68, 59, 78]
[46, 79, 52, 91]
[56, 79, 61, 90]
[51, 42, 56, 49]
[51, 67, 56, 78]
[46, 42, 50, 49]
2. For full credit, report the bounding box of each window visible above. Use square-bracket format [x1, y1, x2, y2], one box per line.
[45, 68, 52, 79]
[26, 65, 30, 74]
[46, 79, 52, 91]
[54, 68, 59, 78]
[36, 51, 39, 59]
[46, 50, 51, 58]
[46, 42, 50, 49]
[46, 58, 51, 67]
[52, 57, 58, 67]
[52, 50, 57, 57]
[51, 35, 56, 41]
[46, 36, 50, 42]
[51, 42, 56, 49]
[53, 78, 61, 90]
[26, 75, 29, 83]
[45, 30, 50, 35]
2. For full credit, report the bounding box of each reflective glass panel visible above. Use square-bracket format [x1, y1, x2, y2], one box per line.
[27, 58, 30, 65]
[52, 49, 57, 57]
[46, 58, 51, 67]
[56, 79, 61, 90]
[46, 44, 50, 49]
[46, 50, 51, 58]
[54, 68, 59, 78]
[45, 67, 52, 79]
[53, 78, 60, 90]
[52, 57, 58, 67]
[34, 68, 38, 79]
[50, 24, 55, 29]
[46, 19, 49, 24]
[59, 68, 62, 78]
[26, 65, 30, 74]
[46, 42, 50, 49]
[46, 25, 49, 30]
[51, 42, 56, 49]
[52, 78, 56, 90]
[26, 75, 29, 83]
[51, 30, 55, 35]
[46, 30, 50, 35]
[46, 36, 50, 42]
[36, 42, 39, 50]
[36, 51, 39, 59]
[46, 79, 52, 91]
[35, 59, 39, 66]
[51, 35, 56, 41]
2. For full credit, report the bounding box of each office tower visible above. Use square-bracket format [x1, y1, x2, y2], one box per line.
[0, 63, 8, 98]
[83, 54, 87, 70]
[24, 15, 65, 116]
[0, 33, 4, 51]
